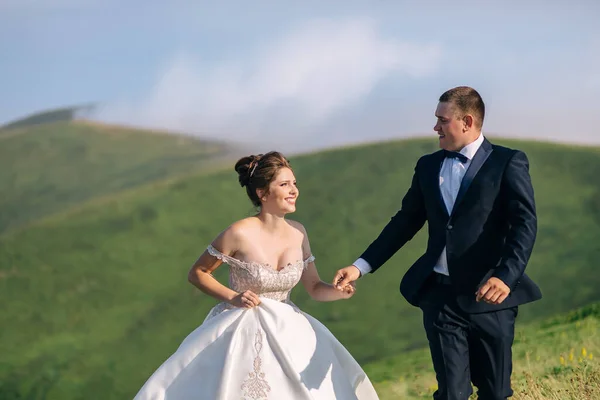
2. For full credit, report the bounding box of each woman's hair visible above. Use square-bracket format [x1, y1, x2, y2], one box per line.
[234, 151, 292, 207]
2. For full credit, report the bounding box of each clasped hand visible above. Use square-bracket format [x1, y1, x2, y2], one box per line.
[336, 281, 356, 298]
[332, 266, 361, 297]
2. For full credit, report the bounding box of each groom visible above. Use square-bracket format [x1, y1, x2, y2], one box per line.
[334, 86, 542, 399]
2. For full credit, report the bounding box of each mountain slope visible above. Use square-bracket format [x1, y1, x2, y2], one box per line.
[0, 105, 94, 131]
[1, 137, 599, 399]
[0, 120, 234, 234]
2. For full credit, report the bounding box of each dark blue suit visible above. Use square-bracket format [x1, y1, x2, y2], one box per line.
[360, 138, 541, 399]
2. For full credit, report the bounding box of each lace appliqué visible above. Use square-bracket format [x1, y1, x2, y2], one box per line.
[303, 255, 315, 269]
[207, 245, 313, 274]
[241, 330, 271, 399]
[207, 245, 240, 268]
[204, 245, 314, 321]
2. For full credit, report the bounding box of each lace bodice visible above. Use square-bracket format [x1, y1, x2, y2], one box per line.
[204, 245, 315, 320]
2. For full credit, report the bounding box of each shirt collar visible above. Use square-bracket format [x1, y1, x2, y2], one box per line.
[459, 132, 484, 160]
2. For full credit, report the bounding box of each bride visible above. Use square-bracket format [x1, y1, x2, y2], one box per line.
[133, 151, 379, 399]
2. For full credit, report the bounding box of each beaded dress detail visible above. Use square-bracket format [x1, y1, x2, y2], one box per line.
[204, 245, 314, 319]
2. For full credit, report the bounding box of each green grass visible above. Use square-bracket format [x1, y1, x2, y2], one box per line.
[1, 136, 599, 398]
[367, 303, 600, 399]
[0, 121, 233, 234]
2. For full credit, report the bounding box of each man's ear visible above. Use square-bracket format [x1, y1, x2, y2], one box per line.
[463, 114, 474, 130]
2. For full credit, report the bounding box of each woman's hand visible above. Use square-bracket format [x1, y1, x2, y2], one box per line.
[339, 281, 356, 299]
[230, 290, 261, 308]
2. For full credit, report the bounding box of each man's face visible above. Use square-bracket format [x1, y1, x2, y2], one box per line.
[434, 102, 466, 151]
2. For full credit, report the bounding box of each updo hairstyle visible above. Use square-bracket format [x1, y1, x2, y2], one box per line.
[234, 151, 292, 207]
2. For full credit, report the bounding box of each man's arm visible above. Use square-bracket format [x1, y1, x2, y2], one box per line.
[359, 159, 428, 272]
[333, 159, 427, 288]
[492, 150, 537, 289]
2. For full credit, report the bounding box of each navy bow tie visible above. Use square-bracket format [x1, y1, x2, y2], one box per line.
[444, 150, 468, 163]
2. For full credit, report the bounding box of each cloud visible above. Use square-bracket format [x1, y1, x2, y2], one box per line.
[94, 17, 441, 151]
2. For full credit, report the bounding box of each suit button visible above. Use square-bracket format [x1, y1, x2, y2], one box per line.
[447, 224, 453, 230]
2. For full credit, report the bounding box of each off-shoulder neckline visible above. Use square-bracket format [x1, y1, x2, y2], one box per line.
[207, 244, 315, 273]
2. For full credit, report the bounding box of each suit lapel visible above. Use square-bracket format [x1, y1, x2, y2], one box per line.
[429, 151, 450, 218]
[451, 138, 493, 216]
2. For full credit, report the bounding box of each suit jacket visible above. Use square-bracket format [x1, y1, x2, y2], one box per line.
[360, 138, 542, 313]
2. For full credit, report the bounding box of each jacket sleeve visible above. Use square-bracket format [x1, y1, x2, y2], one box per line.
[360, 158, 427, 272]
[493, 151, 537, 288]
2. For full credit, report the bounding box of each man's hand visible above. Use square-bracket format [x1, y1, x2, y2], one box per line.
[333, 266, 361, 291]
[476, 277, 511, 305]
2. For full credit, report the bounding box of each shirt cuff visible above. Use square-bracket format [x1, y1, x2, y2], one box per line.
[353, 258, 372, 276]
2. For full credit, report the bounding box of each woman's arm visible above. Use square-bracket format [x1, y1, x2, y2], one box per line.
[295, 223, 355, 302]
[188, 224, 261, 308]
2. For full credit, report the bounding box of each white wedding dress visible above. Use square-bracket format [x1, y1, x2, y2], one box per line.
[133, 245, 379, 400]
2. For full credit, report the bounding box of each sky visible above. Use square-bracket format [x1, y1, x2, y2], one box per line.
[1, 0, 599, 152]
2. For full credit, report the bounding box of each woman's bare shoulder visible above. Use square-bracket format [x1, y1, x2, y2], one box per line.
[213, 217, 261, 249]
[286, 219, 308, 236]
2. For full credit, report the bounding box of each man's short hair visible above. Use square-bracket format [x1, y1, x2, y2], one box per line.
[439, 86, 485, 129]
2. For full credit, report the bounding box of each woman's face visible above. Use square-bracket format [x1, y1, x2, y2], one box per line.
[261, 167, 299, 214]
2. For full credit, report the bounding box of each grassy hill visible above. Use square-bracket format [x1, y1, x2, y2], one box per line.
[0, 105, 95, 131]
[0, 120, 235, 234]
[1, 137, 599, 398]
[367, 303, 600, 399]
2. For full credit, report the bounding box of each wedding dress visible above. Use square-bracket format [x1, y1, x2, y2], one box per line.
[133, 245, 379, 400]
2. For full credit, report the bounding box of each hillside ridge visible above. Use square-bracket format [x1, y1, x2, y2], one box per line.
[2, 135, 599, 399]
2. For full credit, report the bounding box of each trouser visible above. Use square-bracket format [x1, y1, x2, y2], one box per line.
[419, 274, 518, 400]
